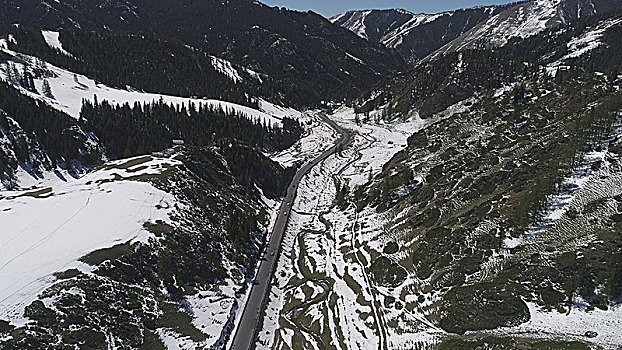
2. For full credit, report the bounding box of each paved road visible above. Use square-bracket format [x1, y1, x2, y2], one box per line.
[230, 113, 351, 350]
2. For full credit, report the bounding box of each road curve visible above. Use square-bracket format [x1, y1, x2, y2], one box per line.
[230, 113, 351, 350]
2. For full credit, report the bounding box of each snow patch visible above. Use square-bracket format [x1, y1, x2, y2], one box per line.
[501, 302, 622, 348]
[563, 18, 622, 60]
[41, 30, 74, 58]
[0, 51, 285, 126]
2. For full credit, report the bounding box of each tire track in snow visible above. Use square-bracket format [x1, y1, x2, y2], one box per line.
[0, 188, 94, 274]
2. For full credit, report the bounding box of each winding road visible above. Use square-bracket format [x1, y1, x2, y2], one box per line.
[230, 113, 351, 350]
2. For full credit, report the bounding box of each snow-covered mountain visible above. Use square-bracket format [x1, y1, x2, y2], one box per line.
[433, 0, 622, 58]
[331, 6, 505, 61]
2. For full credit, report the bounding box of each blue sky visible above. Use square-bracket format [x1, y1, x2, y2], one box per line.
[261, 0, 515, 18]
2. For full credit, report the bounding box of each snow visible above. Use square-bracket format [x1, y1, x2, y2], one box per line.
[330, 106, 425, 187]
[0, 155, 179, 326]
[270, 112, 336, 168]
[563, 18, 622, 59]
[381, 13, 443, 49]
[329, 12, 347, 24]
[210, 56, 243, 84]
[345, 52, 364, 65]
[210, 55, 263, 84]
[157, 328, 200, 350]
[0, 48, 287, 127]
[347, 10, 372, 40]
[505, 147, 612, 249]
[40, 30, 74, 58]
[260, 108, 432, 349]
[497, 302, 622, 349]
[436, 0, 564, 56]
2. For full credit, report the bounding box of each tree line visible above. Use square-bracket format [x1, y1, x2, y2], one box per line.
[79, 98, 304, 159]
[9, 27, 266, 107]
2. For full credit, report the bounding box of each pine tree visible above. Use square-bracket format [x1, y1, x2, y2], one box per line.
[6, 63, 17, 82]
[42, 79, 53, 98]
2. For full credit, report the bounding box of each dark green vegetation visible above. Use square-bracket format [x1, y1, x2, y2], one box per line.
[79, 99, 303, 158]
[9, 27, 265, 107]
[1, 145, 291, 348]
[355, 12, 622, 119]
[0, 0, 405, 107]
[0, 52, 302, 187]
[440, 283, 529, 334]
[351, 11, 622, 338]
[0, 81, 103, 187]
[369, 256, 407, 288]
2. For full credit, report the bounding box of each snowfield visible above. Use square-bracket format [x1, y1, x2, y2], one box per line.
[0, 156, 178, 326]
[498, 302, 622, 348]
[41, 30, 74, 58]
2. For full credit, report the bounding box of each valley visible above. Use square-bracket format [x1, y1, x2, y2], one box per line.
[1, 0, 622, 349]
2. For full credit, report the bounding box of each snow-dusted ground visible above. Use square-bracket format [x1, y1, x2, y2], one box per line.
[330, 106, 424, 187]
[504, 150, 608, 249]
[0, 156, 179, 326]
[434, 0, 568, 57]
[563, 17, 622, 60]
[270, 112, 336, 168]
[210, 55, 264, 84]
[260, 108, 433, 349]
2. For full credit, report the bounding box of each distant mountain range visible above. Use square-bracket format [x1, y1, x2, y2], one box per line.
[330, 6, 507, 62]
[331, 0, 622, 62]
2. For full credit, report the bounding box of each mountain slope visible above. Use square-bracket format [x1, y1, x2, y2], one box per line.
[331, 6, 506, 62]
[257, 3, 622, 348]
[0, 0, 406, 107]
[339, 6, 622, 348]
[0, 28, 309, 347]
[0, 143, 293, 348]
[432, 0, 622, 58]
[356, 3, 622, 119]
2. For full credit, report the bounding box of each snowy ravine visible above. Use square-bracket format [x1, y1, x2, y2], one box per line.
[258, 108, 432, 349]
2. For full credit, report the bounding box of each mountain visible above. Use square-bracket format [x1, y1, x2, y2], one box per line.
[331, 6, 507, 62]
[356, 0, 622, 119]
[432, 0, 622, 58]
[0, 34, 303, 348]
[319, 1, 622, 347]
[0, 0, 406, 107]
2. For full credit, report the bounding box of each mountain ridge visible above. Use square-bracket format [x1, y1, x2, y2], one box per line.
[0, 0, 406, 107]
[330, 5, 509, 62]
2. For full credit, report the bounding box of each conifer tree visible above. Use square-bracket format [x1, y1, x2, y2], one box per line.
[42, 79, 53, 98]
